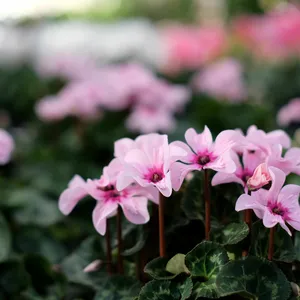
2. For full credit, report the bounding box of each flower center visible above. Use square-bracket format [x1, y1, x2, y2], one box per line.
[198, 155, 210, 166]
[151, 172, 163, 183]
[99, 184, 114, 191]
[272, 206, 285, 216]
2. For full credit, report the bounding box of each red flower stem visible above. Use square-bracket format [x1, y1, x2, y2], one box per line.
[204, 169, 211, 240]
[105, 218, 113, 274]
[242, 189, 252, 257]
[268, 227, 275, 260]
[159, 193, 166, 257]
[117, 207, 124, 274]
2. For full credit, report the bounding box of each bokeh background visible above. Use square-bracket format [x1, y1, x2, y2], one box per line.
[1, 0, 300, 299]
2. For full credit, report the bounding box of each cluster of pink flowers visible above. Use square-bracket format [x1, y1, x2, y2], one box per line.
[59, 124, 300, 236]
[160, 25, 227, 74]
[35, 62, 190, 134]
[277, 98, 300, 127]
[0, 129, 14, 165]
[191, 58, 247, 103]
[233, 5, 300, 60]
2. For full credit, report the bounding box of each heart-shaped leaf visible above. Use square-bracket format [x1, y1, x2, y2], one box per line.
[144, 257, 176, 280]
[211, 222, 249, 245]
[216, 256, 291, 300]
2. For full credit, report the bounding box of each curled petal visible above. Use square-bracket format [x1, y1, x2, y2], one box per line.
[267, 167, 286, 202]
[92, 201, 118, 235]
[212, 172, 243, 187]
[121, 196, 150, 224]
[59, 186, 87, 215]
[170, 162, 198, 191]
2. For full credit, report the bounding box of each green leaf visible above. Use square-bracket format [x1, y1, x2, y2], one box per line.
[216, 256, 291, 300]
[178, 277, 193, 300]
[0, 212, 11, 261]
[93, 275, 141, 300]
[166, 254, 189, 276]
[250, 221, 296, 262]
[182, 172, 204, 221]
[211, 222, 249, 245]
[138, 280, 180, 300]
[144, 257, 176, 280]
[0, 260, 30, 295]
[185, 241, 228, 279]
[192, 279, 219, 299]
[294, 232, 300, 262]
[61, 236, 105, 287]
[12, 189, 62, 226]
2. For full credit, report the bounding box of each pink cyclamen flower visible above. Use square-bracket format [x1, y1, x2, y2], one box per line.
[247, 163, 272, 191]
[0, 129, 14, 165]
[277, 98, 300, 127]
[116, 133, 187, 197]
[236, 166, 300, 235]
[171, 126, 240, 191]
[192, 58, 247, 102]
[212, 148, 266, 190]
[234, 125, 291, 155]
[59, 158, 153, 235]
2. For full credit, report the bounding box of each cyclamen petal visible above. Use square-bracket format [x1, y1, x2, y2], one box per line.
[120, 197, 150, 224]
[58, 175, 88, 215]
[247, 163, 271, 190]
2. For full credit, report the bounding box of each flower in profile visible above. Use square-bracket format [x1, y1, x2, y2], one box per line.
[192, 58, 247, 102]
[0, 129, 14, 165]
[116, 133, 187, 197]
[171, 126, 240, 191]
[247, 163, 272, 191]
[59, 158, 154, 235]
[236, 167, 300, 235]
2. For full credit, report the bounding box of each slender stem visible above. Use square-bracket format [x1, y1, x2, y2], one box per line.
[204, 169, 211, 240]
[159, 193, 166, 257]
[117, 207, 124, 274]
[242, 209, 252, 257]
[268, 227, 275, 260]
[105, 218, 113, 274]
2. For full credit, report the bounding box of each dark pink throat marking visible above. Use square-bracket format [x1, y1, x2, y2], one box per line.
[198, 155, 210, 166]
[151, 172, 163, 183]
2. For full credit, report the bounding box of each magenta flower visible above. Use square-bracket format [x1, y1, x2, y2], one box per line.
[236, 166, 300, 235]
[171, 126, 239, 191]
[0, 129, 14, 165]
[116, 133, 186, 197]
[59, 158, 153, 235]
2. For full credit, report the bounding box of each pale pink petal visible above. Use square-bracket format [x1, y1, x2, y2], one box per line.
[287, 218, 300, 232]
[116, 171, 137, 191]
[59, 186, 88, 215]
[214, 130, 240, 155]
[278, 184, 300, 208]
[124, 149, 150, 173]
[92, 201, 118, 235]
[279, 220, 292, 236]
[185, 126, 212, 153]
[143, 186, 159, 204]
[114, 138, 135, 159]
[0, 129, 14, 165]
[169, 141, 189, 163]
[235, 193, 265, 213]
[212, 172, 243, 186]
[267, 167, 286, 202]
[120, 197, 150, 224]
[155, 171, 172, 197]
[207, 151, 236, 173]
[267, 130, 291, 149]
[262, 210, 280, 228]
[170, 162, 198, 191]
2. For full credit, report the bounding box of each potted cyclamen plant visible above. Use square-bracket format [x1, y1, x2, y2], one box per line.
[59, 125, 300, 300]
